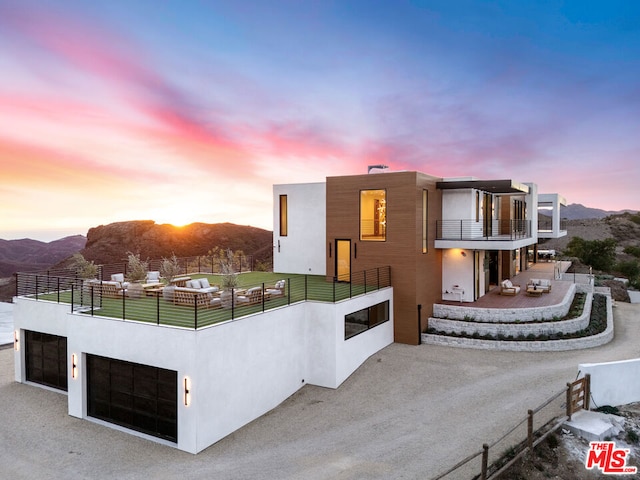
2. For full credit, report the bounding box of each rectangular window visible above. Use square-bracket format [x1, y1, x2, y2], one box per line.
[279, 194, 288, 236]
[422, 189, 428, 253]
[345, 301, 390, 339]
[360, 189, 386, 241]
[475, 191, 480, 222]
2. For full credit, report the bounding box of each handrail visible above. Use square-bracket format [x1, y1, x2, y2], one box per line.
[436, 219, 531, 241]
[14, 266, 392, 330]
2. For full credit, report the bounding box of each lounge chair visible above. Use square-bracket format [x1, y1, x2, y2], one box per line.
[265, 280, 286, 298]
[236, 287, 263, 305]
[500, 279, 521, 296]
[142, 271, 163, 289]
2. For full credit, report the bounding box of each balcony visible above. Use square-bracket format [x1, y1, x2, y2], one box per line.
[435, 219, 534, 250]
[14, 266, 391, 330]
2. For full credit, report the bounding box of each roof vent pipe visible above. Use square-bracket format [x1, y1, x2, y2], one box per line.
[368, 164, 389, 174]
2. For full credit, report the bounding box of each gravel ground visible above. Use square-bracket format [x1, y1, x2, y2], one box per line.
[1, 302, 639, 480]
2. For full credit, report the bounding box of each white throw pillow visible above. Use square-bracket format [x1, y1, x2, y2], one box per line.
[111, 273, 125, 282]
[200, 278, 211, 288]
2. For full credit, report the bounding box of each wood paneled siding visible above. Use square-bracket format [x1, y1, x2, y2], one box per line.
[326, 171, 442, 345]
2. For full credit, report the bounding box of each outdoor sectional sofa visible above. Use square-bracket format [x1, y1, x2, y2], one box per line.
[172, 278, 221, 308]
[526, 278, 552, 293]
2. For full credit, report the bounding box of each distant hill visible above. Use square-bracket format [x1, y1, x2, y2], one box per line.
[0, 221, 274, 302]
[0, 235, 86, 277]
[72, 220, 273, 266]
[562, 203, 637, 220]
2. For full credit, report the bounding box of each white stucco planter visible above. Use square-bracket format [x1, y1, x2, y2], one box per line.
[422, 292, 612, 352]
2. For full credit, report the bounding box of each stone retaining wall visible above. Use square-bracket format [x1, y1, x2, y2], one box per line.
[422, 291, 613, 352]
[432, 284, 576, 323]
[428, 293, 592, 337]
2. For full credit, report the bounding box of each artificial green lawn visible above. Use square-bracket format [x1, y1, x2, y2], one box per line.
[31, 272, 384, 329]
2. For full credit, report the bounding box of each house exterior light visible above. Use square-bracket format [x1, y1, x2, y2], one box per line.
[71, 354, 78, 379]
[184, 377, 191, 406]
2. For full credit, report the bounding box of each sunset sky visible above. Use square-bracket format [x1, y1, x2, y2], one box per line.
[1, 1, 639, 241]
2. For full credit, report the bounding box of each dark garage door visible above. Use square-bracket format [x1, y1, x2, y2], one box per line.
[86, 355, 178, 442]
[25, 330, 68, 391]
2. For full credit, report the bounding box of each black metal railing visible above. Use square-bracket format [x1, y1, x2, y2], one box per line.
[436, 219, 531, 241]
[14, 266, 391, 330]
[97, 254, 253, 281]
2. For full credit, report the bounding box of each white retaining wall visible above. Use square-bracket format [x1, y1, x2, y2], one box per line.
[13, 287, 393, 454]
[579, 358, 640, 407]
[428, 293, 592, 337]
[422, 291, 613, 352]
[432, 283, 576, 323]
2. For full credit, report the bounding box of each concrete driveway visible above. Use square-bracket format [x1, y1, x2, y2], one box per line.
[1, 302, 639, 480]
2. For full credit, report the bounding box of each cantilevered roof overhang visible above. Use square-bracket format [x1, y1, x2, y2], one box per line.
[436, 179, 530, 194]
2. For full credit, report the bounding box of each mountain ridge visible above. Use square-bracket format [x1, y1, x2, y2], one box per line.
[561, 203, 637, 220]
[0, 235, 87, 277]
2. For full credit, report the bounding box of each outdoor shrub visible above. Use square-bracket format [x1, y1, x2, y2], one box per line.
[159, 254, 182, 283]
[626, 429, 639, 445]
[597, 405, 620, 415]
[624, 245, 640, 258]
[70, 253, 98, 279]
[547, 433, 558, 449]
[616, 260, 640, 281]
[126, 252, 148, 283]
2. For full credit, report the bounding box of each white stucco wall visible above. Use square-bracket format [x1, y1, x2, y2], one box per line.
[524, 182, 538, 239]
[13, 286, 393, 454]
[441, 248, 475, 302]
[441, 189, 475, 221]
[579, 358, 640, 407]
[306, 288, 394, 388]
[273, 183, 326, 275]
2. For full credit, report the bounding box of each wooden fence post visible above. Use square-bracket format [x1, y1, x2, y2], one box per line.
[481, 443, 489, 480]
[566, 382, 572, 420]
[585, 374, 591, 410]
[528, 409, 534, 450]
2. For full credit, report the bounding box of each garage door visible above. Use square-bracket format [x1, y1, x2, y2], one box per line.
[87, 355, 178, 442]
[25, 330, 68, 391]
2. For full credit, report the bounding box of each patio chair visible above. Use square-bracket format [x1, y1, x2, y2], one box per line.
[265, 280, 286, 298]
[500, 279, 521, 296]
[142, 271, 163, 290]
[236, 287, 263, 305]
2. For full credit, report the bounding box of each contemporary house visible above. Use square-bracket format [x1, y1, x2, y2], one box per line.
[274, 168, 567, 345]
[12, 166, 565, 453]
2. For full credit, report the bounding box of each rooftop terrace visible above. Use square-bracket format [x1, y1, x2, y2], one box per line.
[15, 266, 391, 329]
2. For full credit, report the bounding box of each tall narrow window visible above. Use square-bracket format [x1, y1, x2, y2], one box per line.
[475, 191, 480, 222]
[360, 190, 386, 241]
[279, 194, 288, 236]
[422, 189, 428, 253]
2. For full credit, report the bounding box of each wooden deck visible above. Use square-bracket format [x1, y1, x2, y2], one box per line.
[440, 262, 573, 309]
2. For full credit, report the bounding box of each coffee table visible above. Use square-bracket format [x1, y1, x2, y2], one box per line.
[526, 287, 543, 297]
